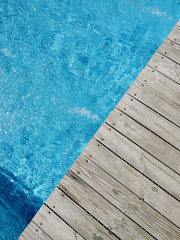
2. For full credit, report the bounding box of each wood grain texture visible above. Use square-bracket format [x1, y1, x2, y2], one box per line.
[157, 38, 180, 64]
[58, 171, 154, 240]
[20, 222, 52, 240]
[137, 65, 180, 105]
[177, 20, 180, 29]
[147, 51, 180, 84]
[128, 83, 180, 126]
[19, 19, 180, 240]
[106, 107, 180, 174]
[127, 76, 180, 127]
[94, 126, 180, 227]
[18, 236, 26, 240]
[117, 94, 180, 150]
[167, 25, 180, 46]
[71, 152, 180, 240]
[30, 205, 84, 240]
[45, 188, 118, 240]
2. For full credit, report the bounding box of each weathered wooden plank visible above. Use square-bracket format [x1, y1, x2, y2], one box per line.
[59, 171, 155, 240]
[31, 205, 84, 240]
[117, 94, 180, 150]
[83, 137, 180, 228]
[18, 236, 26, 240]
[176, 20, 180, 28]
[20, 229, 44, 240]
[158, 38, 180, 64]
[147, 52, 180, 84]
[106, 107, 180, 174]
[20, 232, 35, 240]
[127, 80, 180, 126]
[138, 65, 180, 105]
[20, 222, 52, 240]
[95, 122, 180, 201]
[28, 222, 52, 240]
[45, 188, 118, 240]
[18, 19, 180, 240]
[167, 26, 180, 46]
[70, 152, 180, 240]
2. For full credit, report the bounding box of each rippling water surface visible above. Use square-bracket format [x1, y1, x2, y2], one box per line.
[0, 0, 179, 239]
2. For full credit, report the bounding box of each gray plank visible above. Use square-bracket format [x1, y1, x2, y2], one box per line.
[138, 65, 180, 106]
[20, 222, 52, 240]
[148, 51, 180, 84]
[31, 205, 84, 240]
[18, 18, 180, 240]
[59, 171, 155, 240]
[167, 26, 180, 46]
[45, 188, 118, 240]
[117, 94, 180, 150]
[127, 81, 180, 126]
[96, 121, 180, 201]
[177, 20, 180, 29]
[84, 137, 180, 228]
[20, 231, 37, 240]
[28, 223, 52, 240]
[71, 152, 180, 240]
[106, 107, 180, 174]
[18, 236, 26, 240]
[158, 38, 180, 64]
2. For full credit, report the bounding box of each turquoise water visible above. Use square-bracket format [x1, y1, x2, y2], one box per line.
[0, 0, 179, 239]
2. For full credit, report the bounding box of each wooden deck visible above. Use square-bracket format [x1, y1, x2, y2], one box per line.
[19, 21, 180, 240]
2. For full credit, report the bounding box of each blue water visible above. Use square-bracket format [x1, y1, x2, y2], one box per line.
[0, 0, 179, 239]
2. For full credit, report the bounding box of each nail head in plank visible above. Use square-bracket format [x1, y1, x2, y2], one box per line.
[45, 188, 118, 240]
[158, 38, 180, 65]
[117, 94, 180, 150]
[72, 152, 180, 240]
[138, 65, 180, 105]
[84, 137, 180, 228]
[127, 81, 180, 126]
[107, 107, 180, 174]
[30, 205, 84, 240]
[59, 171, 154, 240]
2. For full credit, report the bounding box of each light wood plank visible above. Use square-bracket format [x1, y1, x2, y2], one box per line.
[138, 65, 180, 106]
[83, 137, 180, 228]
[59, 171, 154, 240]
[95, 123, 180, 201]
[148, 51, 180, 84]
[127, 81, 180, 126]
[31, 205, 84, 240]
[19, 19, 180, 240]
[158, 38, 180, 64]
[106, 107, 180, 174]
[117, 94, 180, 150]
[177, 20, 180, 28]
[21, 230, 44, 240]
[28, 222, 52, 240]
[167, 26, 180, 46]
[18, 236, 26, 240]
[20, 222, 52, 240]
[45, 188, 118, 240]
[71, 152, 180, 240]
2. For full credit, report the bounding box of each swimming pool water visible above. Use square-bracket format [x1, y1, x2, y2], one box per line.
[0, 0, 179, 239]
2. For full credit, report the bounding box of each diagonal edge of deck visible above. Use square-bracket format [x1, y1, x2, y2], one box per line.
[19, 20, 180, 240]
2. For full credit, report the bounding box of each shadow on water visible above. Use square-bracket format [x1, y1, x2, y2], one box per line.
[0, 167, 43, 240]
